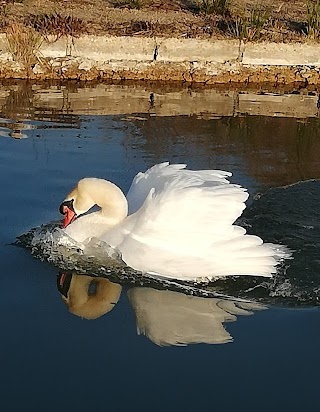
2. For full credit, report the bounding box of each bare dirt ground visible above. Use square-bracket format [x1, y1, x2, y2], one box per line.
[0, 0, 313, 42]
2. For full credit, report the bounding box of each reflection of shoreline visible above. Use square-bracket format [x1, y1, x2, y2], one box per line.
[0, 120, 34, 139]
[56, 273, 265, 346]
[0, 83, 319, 119]
[0, 85, 81, 132]
[123, 113, 320, 190]
[1, 82, 320, 188]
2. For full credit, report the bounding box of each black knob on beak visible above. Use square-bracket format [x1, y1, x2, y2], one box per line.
[59, 199, 74, 215]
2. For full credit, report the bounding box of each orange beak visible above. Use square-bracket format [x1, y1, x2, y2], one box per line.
[59, 200, 77, 228]
[57, 272, 72, 298]
[63, 207, 77, 228]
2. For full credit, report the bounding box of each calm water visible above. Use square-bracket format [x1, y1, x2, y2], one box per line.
[1, 82, 320, 411]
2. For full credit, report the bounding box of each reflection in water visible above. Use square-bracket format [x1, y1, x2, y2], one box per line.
[0, 83, 81, 138]
[0, 82, 320, 190]
[0, 119, 35, 139]
[9, 83, 302, 189]
[8, 81, 320, 304]
[128, 288, 265, 346]
[57, 273, 122, 320]
[56, 273, 265, 346]
[124, 115, 320, 190]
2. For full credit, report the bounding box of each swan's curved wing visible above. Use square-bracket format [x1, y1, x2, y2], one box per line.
[126, 162, 233, 214]
[103, 163, 280, 280]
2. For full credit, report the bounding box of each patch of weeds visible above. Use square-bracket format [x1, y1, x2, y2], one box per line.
[306, 0, 320, 39]
[228, 4, 270, 41]
[121, 19, 152, 35]
[26, 13, 86, 40]
[288, 20, 308, 36]
[199, 0, 231, 16]
[114, 0, 147, 10]
[130, 20, 150, 33]
[0, 1, 10, 28]
[6, 23, 43, 71]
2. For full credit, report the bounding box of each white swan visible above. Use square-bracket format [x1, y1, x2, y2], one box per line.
[59, 162, 288, 281]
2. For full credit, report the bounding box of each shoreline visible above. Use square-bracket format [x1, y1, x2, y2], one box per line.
[1, 34, 320, 84]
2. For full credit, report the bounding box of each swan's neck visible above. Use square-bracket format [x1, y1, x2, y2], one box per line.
[91, 181, 128, 225]
[72, 178, 128, 226]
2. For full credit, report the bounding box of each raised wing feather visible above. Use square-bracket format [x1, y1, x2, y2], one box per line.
[102, 163, 279, 280]
[126, 162, 234, 214]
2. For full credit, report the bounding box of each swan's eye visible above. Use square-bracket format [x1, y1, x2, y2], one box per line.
[59, 199, 74, 215]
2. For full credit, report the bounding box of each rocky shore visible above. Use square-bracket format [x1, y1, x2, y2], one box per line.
[1, 33, 320, 85]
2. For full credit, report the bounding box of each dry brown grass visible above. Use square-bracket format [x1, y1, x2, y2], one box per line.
[26, 13, 86, 40]
[6, 23, 43, 70]
[0, 0, 316, 43]
[306, 0, 320, 39]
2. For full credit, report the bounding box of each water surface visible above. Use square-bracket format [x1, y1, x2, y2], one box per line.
[0, 82, 319, 411]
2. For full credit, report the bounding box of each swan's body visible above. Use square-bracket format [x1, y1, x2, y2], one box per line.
[61, 162, 288, 281]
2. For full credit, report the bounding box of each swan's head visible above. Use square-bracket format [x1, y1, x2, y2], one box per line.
[59, 178, 97, 228]
[59, 178, 128, 228]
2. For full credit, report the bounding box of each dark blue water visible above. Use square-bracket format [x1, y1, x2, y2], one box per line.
[0, 82, 320, 411]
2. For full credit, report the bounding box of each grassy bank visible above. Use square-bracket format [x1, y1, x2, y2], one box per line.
[1, 0, 320, 43]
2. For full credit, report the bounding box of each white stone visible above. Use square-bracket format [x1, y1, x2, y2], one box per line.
[10, 61, 23, 71]
[40, 37, 69, 58]
[78, 59, 94, 70]
[157, 39, 240, 63]
[243, 42, 320, 66]
[0, 52, 13, 62]
[73, 36, 155, 62]
[32, 63, 44, 74]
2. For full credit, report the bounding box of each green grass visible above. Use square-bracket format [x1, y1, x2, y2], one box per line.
[228, 4, 270, 41]
[306, 0, 320, 39]
[115, 0, 147, 10]
[199, 0, 231, 16]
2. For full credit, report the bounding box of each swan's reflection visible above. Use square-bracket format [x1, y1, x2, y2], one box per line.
[127, 288, 265, 346]
[57, 273, 122, 320]
[56, 273, 265, 345]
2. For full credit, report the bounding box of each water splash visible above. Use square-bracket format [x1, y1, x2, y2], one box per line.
[17, 222, 249, 301]
[16, 180, 320, 306]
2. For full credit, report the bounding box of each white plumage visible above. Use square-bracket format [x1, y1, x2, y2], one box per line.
[63, 162, 289, 281]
